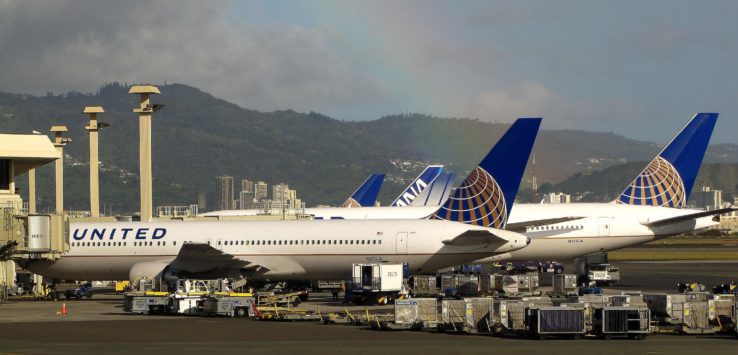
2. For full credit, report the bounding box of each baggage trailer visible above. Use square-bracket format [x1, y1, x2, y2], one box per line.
[479, 274, 497, 296]
[530, 306, 587, 340]
[439, 299, 467, 332]
[551, 274, 578, 296]
[202, 294, 255, 317]
[592, 306, 650, 339]
[123, 292, 170, 315]
[441, 274, 480, 298]
[408, 276, 438, 297]
[490, 297, 552, 336]
[464, 298, 495, 334]
[381, 298, 438, 330]
[709, 295, 735, 332]
[495, 274, 539, 297]
[644, 293, 716, 334]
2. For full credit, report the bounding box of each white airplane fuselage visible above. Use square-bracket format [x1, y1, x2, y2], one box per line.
[25, 219, 528, 281]
[203, 203, 718, 262]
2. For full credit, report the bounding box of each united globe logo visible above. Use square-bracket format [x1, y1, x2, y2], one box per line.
[432, 166, 507, 228]
[341, 198, 362, 208]
[617, 156, 686, 207]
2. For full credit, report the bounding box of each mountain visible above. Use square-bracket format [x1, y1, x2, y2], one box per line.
[549, 163, 738, 203]
[2, 83, 737, 213]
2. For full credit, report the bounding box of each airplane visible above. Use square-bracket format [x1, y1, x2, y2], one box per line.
[340, 173, 385, 207]
[23, 118, 542, 282]
[203, 113, 732, 263]
[390, 165, 444, 206]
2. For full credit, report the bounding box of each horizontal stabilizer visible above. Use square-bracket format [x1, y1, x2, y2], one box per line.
[641, 207, 736, 227]
[442, 229, 508, 246]
[505, 217, 585, 233]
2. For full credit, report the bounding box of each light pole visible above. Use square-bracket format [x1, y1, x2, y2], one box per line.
[50, 125, 71, 213]
[129, 85, 163, 221]
[83, 106, 109, 217]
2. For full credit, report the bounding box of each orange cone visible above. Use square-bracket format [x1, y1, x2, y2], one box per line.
[61, 303, 67, 315]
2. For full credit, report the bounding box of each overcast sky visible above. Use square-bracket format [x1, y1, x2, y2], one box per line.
[1, 0, 737, 143]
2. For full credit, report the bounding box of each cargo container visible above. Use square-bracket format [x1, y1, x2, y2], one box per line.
[530, 306, 587, 339]
[384, 298, 438, 330]
[644, 293, 716, 334]
[440, 299, 467, 332]
[495, 274, 539, 296]
[408, 275, 437, 297]
[551, 274, 578, 296]
[708, 296, 735, 331]
[479, 274, 497, 296]
[441, 274, 480, 298]
[464, 298, 495, 334]
[592, 306, 650, 339]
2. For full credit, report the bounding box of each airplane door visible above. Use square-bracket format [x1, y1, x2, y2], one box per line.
[597, 218, 610, 237]
[216, 238, 223, 250]
[395, 232, 408, 254]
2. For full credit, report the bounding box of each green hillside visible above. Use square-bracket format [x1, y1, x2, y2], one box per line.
[2, 83, 736, 213]
[550, 163, 738, 203]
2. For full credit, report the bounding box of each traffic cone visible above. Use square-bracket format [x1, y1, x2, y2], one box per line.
[61, 303, 67, 315]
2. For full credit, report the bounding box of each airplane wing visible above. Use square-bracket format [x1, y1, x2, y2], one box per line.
[505, 217, 585, 233]
[442, 229, 509, 246]
[641, 207, 736, 227]
[168, 243, 266, 279]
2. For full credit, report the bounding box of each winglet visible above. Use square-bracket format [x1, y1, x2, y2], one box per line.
[617, 113, 718, 207]
[341, 174, 385, 207]
[391, 165, 444, 206]
[432, 118, 542, 228]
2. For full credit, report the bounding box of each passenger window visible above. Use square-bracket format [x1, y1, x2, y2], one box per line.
[172, 241, 175, 246]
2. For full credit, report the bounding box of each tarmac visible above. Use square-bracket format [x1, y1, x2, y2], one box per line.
[1, 261, 736, 354]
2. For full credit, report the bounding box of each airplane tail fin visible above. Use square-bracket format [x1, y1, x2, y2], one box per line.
[432, 118, 542, 228]
[616, 113, 718, 207]
[410, 173, 455, 206]
[391, 165, 444, 206]
[341, 174, 385, 207]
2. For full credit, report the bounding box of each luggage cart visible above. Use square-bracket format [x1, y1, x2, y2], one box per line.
[593, 306, 650, 339]
[530, 306, 587, 340]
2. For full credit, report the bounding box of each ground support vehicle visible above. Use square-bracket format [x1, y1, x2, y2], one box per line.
[202, 294, 256, 317]
[351, 263, 405, 304]
[123, 291, 170, 314]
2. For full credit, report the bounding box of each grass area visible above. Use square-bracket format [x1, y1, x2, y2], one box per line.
[609, 251, 738, 261]
[645, 236, 738, 246]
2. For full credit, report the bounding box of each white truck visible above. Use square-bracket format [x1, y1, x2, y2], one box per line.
[350, 263, 406, 304]
[575, 253, 621, 286]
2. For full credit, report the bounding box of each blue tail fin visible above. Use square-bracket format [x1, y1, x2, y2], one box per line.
[432, 118, 542, 228]
[410, 172, 455, 206]
[391, 165, 444, 207]
[341, 173, 385, 207]
[617, 113, 718, 207]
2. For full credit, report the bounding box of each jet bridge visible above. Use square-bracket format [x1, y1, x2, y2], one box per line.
[0, 133, 69, 262]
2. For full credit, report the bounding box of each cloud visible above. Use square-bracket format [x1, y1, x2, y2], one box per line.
[465, 82, 638, 130]
[0, 0, 386, 113]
